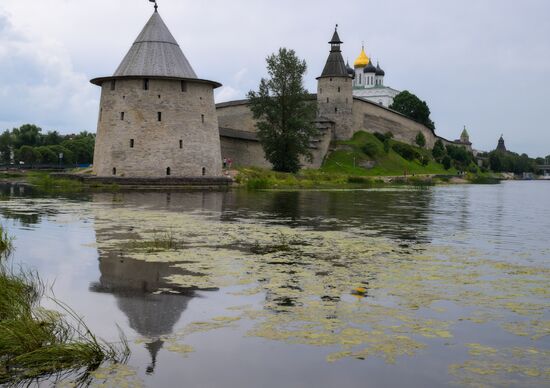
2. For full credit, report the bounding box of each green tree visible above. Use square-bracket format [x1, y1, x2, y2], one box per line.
[36, 146, 58, 164]
[432, 139, 446, 161]
[415, 132, 426, 147]
[389, 91, 435, 130]
[12, 124, 42, 148]
[16, 145, 40, 164]
[0, 130, 13, 163]
[442, 155, 452, 170]
[43, 130, 63, 146]
[247, 48, 317, 173]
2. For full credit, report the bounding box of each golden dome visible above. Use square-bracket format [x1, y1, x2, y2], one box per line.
[354, 46, 370, 68]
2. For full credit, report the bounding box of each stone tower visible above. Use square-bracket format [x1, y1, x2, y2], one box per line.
[496, 135, 507, 152]
[317, 26, 353, 140]
[91, 8, 223, 178]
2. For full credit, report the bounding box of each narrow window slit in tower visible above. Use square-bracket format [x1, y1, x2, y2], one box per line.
[120, 112, 124, 121]
[166, 167, 171, 176]
[99, 108, 102, 122]
[335, 107, 338, 113]
[327, 98, 329, 103]
[201, 114, 205, 123]
[112, 168, 116, 175]
[130, 139, 134, 148]
[202, 167, 206, 176]
[158, 95, 161, 99]
[158, 112, 162, 122]
[144, 79, 149, 90]
[110, 80, 116, 91]
[179, 140, 183, 149]
[338, 87, 341, 92]
[181, 81, 187, 92]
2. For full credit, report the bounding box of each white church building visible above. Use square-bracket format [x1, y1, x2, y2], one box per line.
[347, 45, 400, 107]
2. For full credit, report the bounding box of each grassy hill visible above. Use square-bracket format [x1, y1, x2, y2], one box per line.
[322, 131, 456, 176]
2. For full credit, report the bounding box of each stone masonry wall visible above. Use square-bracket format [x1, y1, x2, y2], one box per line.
[352, 97, 438, 148]
[317, 77, 353, 140]
[220, 136, 271, 168]
[93, 78, 222, 178]
[217, 102, 257, 134]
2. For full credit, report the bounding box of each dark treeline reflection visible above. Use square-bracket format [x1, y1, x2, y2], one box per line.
[221, 189, 434, 242]
[0, 184, 434, 240]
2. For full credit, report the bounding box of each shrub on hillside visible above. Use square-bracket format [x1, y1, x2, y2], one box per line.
[362, 141, 380, 158]
[415, 132, 426, 148]
[442, 155, 452, 170]
[432, 140, 446, 161]
[392, 142, 420, 161]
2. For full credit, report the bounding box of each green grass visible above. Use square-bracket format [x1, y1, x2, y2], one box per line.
[24, 172, 120, 194]
[26, 172, 85, 193]
[236, 167, 379, 190]
[128, 230, 183, 253]
[322, 131, 457, 177]
[0, 226, 129, 385]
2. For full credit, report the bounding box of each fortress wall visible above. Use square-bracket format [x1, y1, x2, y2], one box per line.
[220, 136, 271, 168]
[352, 98, 438, 148]
[216, 102, 257, 133]
[93, 78, 222, 178]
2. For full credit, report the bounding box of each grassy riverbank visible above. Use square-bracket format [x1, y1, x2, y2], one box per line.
[0, 225, 128, 384]
[234, 132, 506, 189]
[322, 132, 457, 176]
[7, 171, 120, 194]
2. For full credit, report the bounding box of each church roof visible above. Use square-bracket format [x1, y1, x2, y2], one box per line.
[363, 60, 377, 73]
[375, 62, 385, 76]
[113, 12, 197, 79]
[354, 47, 370, 68]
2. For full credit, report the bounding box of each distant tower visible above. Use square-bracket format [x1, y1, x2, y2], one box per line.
[317, 26, 353, 140]
[460, 126, 471, 144]
[91, 7, 223, 178]
[496, 135, 507, 152]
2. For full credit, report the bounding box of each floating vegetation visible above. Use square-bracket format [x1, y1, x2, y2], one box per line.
[0, 226, 129, 386]
[127, 229, 183, 252]
[1, 196, 548, 386]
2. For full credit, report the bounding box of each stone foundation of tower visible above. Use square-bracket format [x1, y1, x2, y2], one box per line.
[93, 78, 222, 178]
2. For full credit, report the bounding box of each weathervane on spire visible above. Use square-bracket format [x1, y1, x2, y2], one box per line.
[149, 0, 158, 12]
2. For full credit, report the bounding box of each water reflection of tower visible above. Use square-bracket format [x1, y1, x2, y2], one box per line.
[89, 191, 224, 374]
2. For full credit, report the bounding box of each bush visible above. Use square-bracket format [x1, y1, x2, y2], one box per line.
[432, 140, 446, 161]
[362, 141, 380, 158]
[442, 155, 452, 170]
[392, 142, 420, 161]
[347, 176, 372, 185]
[383, 139, 391, 153]
[246, 178, 271, 190]
[374, 132, 386, 143]
[415, 132, 426, 148]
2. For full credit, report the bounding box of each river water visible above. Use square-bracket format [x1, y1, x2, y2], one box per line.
[0, 182, 549, 387]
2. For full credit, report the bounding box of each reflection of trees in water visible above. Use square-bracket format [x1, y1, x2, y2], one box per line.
[222, 190, 434, 242]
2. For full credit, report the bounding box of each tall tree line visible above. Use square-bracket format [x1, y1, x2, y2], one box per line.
[0, 124, 95, 165]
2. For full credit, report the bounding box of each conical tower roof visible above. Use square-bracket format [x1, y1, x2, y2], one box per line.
[318, 26, 349, 79]
[114, 12, 197, 78]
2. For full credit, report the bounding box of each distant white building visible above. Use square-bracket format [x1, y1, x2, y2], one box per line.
[347, 45, 400, 108]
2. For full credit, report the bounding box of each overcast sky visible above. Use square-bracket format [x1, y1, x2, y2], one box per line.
[0, 0, 548, 156]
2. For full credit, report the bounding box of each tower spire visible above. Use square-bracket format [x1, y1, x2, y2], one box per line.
[149, 0, 158, 12]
